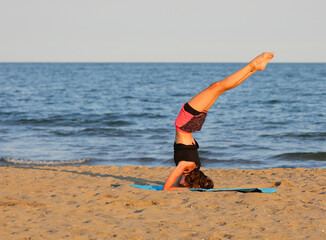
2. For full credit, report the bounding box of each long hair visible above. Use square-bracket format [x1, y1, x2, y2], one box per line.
[185, 169, 214, 189]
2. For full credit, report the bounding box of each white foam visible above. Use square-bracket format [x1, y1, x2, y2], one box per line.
[2, 157, 93, 165]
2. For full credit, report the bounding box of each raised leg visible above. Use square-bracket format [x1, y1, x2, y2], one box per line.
[188, 52, 274, 112]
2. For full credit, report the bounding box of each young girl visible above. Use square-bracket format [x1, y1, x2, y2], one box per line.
[163, 52, 274, 190]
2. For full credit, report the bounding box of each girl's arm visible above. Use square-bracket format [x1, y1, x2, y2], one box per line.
[163, 161, 196, 190]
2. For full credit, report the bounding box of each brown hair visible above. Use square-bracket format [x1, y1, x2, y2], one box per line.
[185, 169, 214, 189]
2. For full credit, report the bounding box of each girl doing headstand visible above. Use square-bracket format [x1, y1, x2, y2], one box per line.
[163, 52, 274, 190]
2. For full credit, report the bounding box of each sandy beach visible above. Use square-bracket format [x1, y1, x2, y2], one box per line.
[0, 166, 325, 239]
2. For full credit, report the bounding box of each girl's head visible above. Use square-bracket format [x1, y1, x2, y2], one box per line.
[181, 169, 214, 189]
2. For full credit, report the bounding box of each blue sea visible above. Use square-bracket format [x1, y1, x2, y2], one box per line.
[0, 63, 325, 169]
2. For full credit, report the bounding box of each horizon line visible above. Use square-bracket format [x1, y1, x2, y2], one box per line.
[0, 61, 325, 64]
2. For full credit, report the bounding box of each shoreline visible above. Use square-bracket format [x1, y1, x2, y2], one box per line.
[1, 166, 325, 239]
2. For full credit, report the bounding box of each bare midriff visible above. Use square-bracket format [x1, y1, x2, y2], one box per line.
[175, 131, 196, 145]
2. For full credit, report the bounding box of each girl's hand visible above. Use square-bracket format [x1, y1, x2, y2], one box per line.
[163, 161, 196, 190]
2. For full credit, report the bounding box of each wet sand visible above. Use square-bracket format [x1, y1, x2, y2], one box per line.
[0, 166, 325, 239]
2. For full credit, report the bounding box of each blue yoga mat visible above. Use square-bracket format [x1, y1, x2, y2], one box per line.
[130, 184, 277, 193]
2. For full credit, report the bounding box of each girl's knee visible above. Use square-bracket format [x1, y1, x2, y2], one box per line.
[210, 81, 226, 93]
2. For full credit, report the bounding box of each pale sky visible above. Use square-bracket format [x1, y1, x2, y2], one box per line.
[0, 0, 325, 62]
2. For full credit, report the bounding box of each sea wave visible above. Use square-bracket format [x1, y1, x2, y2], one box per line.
[0, 112, 133, 127]
[260, 132, 326, 140]
[271, 152, 326, 161]
[1, 157, 93, 166]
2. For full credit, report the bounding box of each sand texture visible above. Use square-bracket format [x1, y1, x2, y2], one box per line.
[0, 166, 325, 239]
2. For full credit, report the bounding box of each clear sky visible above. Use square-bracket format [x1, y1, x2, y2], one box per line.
[1, 0, 325, 62]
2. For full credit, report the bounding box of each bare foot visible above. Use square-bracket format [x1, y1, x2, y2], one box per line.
[250, 52, 274, 71]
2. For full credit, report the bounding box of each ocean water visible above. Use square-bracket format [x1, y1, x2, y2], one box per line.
[0, 63, 325, 169]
